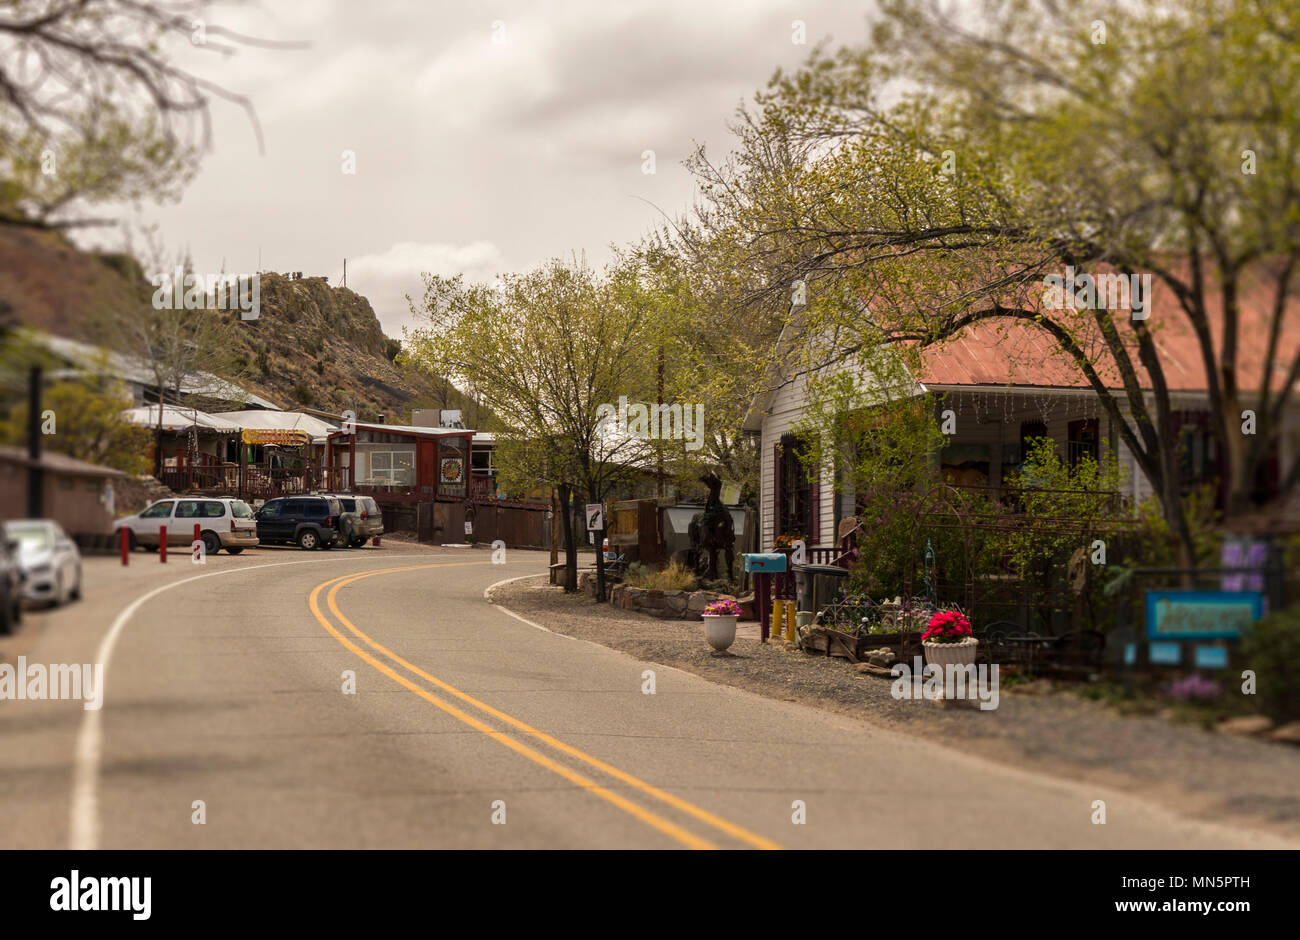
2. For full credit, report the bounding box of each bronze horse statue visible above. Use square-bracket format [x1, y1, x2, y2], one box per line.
[688, 473, 735, 581]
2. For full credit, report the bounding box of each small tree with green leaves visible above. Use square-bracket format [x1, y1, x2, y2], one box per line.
[403, 259, 653, 600]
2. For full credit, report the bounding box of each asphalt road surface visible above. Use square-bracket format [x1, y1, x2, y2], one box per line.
[1, 545, 1294, 850]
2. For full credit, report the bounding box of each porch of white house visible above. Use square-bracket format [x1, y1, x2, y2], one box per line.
[758, 386, 1184, 556]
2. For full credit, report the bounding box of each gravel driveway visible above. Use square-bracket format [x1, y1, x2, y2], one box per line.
[490, 575, 1300, 840]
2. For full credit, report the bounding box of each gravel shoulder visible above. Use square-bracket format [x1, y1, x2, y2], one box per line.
[490, 575, 1300, 841]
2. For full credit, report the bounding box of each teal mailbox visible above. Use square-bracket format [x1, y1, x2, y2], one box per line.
[743, 552, 787, 573]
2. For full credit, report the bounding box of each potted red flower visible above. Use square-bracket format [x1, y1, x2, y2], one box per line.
[921, 610, 977, 677]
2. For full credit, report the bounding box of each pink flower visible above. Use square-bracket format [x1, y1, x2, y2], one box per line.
[923, 610, 972, 642]
[704, 598, 742, 617]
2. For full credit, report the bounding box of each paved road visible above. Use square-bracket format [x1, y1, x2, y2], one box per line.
[1, 545, 1293, 849]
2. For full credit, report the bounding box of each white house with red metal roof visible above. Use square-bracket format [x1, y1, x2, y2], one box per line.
[743, 275, 1300, 553]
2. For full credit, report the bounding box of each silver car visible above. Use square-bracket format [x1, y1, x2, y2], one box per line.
[3, 519, 82, 607]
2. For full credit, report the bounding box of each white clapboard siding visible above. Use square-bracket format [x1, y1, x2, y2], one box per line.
[756, 370, 849, 550]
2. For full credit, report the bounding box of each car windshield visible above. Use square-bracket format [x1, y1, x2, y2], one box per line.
[230, 501, 254, 518]
[5, 523, 51, 549]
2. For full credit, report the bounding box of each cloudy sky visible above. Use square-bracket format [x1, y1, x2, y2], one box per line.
[84, 0, 874, 338]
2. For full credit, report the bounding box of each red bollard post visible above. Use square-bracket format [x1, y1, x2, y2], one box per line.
[373, 536, 380, 547]
[120, 527, 129, 565]
[193, 523, 201, 545]
[159, 525, 167, 563]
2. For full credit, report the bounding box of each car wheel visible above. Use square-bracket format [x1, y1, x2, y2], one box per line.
[201, 531, 221, 556]
[70, 568, 82, 600]
[298, 530, 319, 551]
[226, 548, 244, 555]
[126, 530, 139, 552]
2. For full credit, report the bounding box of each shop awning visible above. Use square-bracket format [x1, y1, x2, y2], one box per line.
[212, 410, 339, 445]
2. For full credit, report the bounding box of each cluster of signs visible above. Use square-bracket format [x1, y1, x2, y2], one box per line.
[1128, 536, 1272, 669]
[1134, 589, 1264, 669]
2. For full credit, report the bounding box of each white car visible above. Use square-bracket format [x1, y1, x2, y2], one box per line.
[115, 497, 259, 555]
[3, 519, 83, 607]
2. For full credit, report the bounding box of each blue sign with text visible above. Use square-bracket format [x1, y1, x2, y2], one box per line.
[1145, 590, 1262, 640]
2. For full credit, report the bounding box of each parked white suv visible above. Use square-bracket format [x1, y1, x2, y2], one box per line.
[115, 497, 259, 555]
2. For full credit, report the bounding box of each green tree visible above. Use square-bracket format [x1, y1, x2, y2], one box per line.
[403, 259, 654, 600]
[1005, 437, 1127, 579]
[685, 0, 1300, 568]
[604, 242, 771, 502]
[0, 380, 150, 474]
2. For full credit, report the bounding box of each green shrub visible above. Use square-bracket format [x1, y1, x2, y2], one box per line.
[1241, 604, 1300, 723]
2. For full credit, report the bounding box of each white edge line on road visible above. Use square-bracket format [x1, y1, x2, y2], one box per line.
[491, 603, 574, 639]
[67, 552, 442, 851]
[483, 573, 574, 639]
[482, 572, 547, 601]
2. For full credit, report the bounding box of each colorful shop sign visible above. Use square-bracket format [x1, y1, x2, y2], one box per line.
[1145, 590, 1263, 640]
[242, 428, 311, 447]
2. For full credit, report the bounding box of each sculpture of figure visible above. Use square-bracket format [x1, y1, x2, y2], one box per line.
[688, 472, 735, 581]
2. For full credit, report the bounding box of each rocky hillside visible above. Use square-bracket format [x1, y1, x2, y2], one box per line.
[221, 271, 436, 419]
[0, 226, 473, 423]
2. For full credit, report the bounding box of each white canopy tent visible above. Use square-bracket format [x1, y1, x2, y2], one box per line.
[121, 405, 242, 433]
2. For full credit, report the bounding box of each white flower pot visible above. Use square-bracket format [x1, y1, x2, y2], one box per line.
[923, 637, 979, 699]
[702, 614, 738, 652]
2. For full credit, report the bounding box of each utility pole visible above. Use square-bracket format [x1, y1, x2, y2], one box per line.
[656, 343, 665, 498]
[342, 258, 347, 288]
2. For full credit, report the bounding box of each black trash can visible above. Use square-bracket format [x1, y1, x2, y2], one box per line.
[793, 563, 851, 613]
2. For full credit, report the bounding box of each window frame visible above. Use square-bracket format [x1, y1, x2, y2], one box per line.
[140, 501, 175, 519]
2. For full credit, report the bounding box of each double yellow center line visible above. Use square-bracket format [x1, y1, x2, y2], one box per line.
[308, 563, 781, 850]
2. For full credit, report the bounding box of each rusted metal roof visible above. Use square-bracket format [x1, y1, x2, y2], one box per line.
[913, 262, 1299, 392]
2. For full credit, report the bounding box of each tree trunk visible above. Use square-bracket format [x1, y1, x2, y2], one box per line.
[1158, 473, 1199, 579]
[1220, 398, 1252, 518]
[558, 482, 577, 592]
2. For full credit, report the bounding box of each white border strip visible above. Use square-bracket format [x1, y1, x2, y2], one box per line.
[483, 574, 570, 637]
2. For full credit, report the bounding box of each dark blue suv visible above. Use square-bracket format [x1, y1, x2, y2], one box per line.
[254, 496, 343, 550]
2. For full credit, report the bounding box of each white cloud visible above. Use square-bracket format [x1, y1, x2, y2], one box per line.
[80, 1, 876, 334]
[345, 241, 507, 339]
